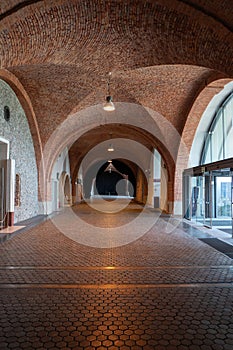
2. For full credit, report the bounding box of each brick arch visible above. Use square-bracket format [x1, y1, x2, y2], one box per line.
[0, 68, 43, 197]
[40, 103, 181, 214]
[181, 78, 233, 162]
[69, 123, 174, 186]
[173, 78, 233, 214]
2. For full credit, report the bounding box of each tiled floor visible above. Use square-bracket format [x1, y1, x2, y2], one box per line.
[0, 201, 233, 349]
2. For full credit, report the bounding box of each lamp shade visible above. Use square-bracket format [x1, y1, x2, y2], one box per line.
[107, 144, 114, 152]
[103, 95, 115, 111]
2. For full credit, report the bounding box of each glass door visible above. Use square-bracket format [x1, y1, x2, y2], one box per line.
[183, 173, 191, 219]
[183, 164, 233, 236]
[194, 175, 205, 225]
[211, 169, 232, 234]
[183, 173, 205, 224]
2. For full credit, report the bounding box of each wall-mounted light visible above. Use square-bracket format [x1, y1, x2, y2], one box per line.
[145, 169, 151, 177]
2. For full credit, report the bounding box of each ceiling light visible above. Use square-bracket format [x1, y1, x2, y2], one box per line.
[107, 144, 114, 152]
[103, 72, 115, 111]
[103, 96, 115, 111]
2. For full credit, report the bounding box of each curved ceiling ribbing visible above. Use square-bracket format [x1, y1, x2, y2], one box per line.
[0, 0, 232, 73]
[0, 0, 232, 184]
[4, 64, 222, 146]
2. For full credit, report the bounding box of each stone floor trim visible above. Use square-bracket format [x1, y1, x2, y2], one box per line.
[1, 282, 233, 289]
[0, 264, 232, 270]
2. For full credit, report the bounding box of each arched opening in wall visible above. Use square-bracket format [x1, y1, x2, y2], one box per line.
[75, 142, 166, 210]
[66, 124, 173, 213]
[64, 176, 71, 205]
[183, 81, 233, 235]
[189, 80, 233, 168]
[45, 109, 175, 215]
[84, 159, 137, 200]
[59, 172, 71, 208]
[96, 160, 135, 197]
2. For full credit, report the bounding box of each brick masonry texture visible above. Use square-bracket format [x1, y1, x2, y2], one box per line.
[0, 4, 233, 349]
[0, 79, 38, 222]
[0, 203, 233, 349]
[0, 0, 233, 207]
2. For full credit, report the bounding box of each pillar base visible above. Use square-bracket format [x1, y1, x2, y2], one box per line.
[8, 212, 14, 226]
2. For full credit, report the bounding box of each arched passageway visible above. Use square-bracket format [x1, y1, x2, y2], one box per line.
[84, 160, 137, 198]
[183, 81, 233, 235]
[59, 172, 71, 208]
[46, 119, 171, 214]
[96, 160, 135, 197]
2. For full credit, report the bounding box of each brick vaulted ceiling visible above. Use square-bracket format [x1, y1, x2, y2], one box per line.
[0, 0, 233, 165]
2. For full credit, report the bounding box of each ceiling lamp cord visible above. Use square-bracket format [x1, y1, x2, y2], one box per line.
[103, 72, 115, 111]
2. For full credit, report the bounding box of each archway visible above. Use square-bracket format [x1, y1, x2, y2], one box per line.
[174, 79, 233, 215]
[41, 104, 176, 214]
[59, 172, 71, 208]
[85, 160, 136, 198]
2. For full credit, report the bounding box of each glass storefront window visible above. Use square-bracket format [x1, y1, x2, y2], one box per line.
[201, 92, 233, 164]
[184, 90, 233, 236]
[211, 111, 224, 162]
[224, 97, 233, 159]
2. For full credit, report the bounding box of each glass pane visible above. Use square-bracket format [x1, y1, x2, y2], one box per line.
[202, 135, 211, 164]
[200, 92, 233, 165]
[224, 97, 233, 159]
[183, 175, 191, 219]
[212, 174, 232, 233]
[194, 176, 205, 225]
[211, 111, 223, 162]
[204, 172, 212, 227]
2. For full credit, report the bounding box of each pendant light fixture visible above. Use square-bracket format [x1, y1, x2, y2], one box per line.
[107, 133, 114, 152]
[107, 144, 114, 152]
[103, 72, 115, 111]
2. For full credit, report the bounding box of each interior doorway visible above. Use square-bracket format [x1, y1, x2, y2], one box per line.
[59, 172, 71, 207]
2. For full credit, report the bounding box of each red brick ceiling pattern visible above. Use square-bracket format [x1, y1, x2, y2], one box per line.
[0, 0, 232, 178]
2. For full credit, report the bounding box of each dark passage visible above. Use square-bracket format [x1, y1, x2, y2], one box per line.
[96, 171, 123, 196]
[96, 160, 136, 197]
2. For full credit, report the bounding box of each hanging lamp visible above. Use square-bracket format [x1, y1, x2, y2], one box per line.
[107, 133, 114, 152]
[103, 72, 115, 111]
